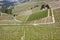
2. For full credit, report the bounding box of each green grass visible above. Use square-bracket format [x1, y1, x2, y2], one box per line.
[0, 10, 60, 40]
[16, 16, 27, 22]
[0, 26, 23, 40]
[0, 24, 60, 40]
[0, 2, 60, 40]
[27, 10, 48, 21]
[50, 9, 52, 16]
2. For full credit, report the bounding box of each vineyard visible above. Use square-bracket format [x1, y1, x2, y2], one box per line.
[27, 10, 48, 21]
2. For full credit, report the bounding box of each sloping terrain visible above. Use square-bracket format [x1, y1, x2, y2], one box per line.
[0, 1, 60, 40]
[48, 1, 60, 9]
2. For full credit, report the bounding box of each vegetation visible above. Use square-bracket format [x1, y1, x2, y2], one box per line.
[53, 8, 60, 23]
[0, 14, 13, 20]
[27, 10, 48, 21]
[0, 6, 14, 16]
[16, 16, 27, 22]
[0, 1, 60, 40]
[0, 6, 60, 40]
[0, 16, 13, 20]
[0, 23, 60, 40]
[50, 9, 52, 16]
[12, 2, 45, 15]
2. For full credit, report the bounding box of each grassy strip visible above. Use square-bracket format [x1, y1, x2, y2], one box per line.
[50, 9, 52, 16]
[27, 10, 48, 21]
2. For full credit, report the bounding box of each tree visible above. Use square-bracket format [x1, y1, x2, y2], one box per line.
[40, 5, 45, 10]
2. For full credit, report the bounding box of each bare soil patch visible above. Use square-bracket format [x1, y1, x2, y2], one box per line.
[18, 10, 32, 16]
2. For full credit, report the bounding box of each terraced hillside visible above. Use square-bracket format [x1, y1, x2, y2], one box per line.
[0, 8, 60, 40]
[0, 13, 13, 20]
[0, 1, 60, 40]
[12, 2, 45, 15]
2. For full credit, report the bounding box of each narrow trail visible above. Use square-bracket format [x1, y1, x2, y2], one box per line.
[25, 10, 32, 22]
[14, 17, 21, 22]
[51, 9, 55, 23]
[21, 31, 25, 40]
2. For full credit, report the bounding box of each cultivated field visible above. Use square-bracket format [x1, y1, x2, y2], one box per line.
[0, 8, 60, 40]
[0, 1, 60, 40]
[0, 24, 60, 40]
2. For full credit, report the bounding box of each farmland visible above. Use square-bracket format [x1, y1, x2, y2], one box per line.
[0, 8, 60, 40]
[12, 2, 45, 15]
[27, 10, 48, 21]
[0, 13, 13, 20]
[53, 8, 60, 23]
[0, 1, 60, 40]
[0, 1, 53, 24]
[0, 24, 60, 40]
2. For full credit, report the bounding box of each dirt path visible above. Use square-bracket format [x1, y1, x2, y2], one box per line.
[17, 10, 32, 22]
[21, 31, 25, 40]
[51, 9, 55, 23]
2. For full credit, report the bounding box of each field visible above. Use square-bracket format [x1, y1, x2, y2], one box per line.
[0, 1, 52, 24]
[12, 2, 45, 15]
[27, 10, 48, 21]
[0, 13, 13, 20]
[0, 1, 60, 40]
[53, 8, 60, 23]
[13, 2, 46, 22]
[0, 24, 60, 40]
[0, 8, 60, 40]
